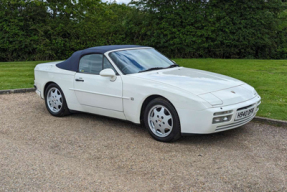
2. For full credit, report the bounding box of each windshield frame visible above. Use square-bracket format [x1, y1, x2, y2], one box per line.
[105, 47, 176, 75]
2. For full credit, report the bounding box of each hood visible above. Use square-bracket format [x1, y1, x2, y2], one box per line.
[134, 67, 244, 95]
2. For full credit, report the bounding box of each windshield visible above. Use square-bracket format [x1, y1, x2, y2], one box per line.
[109, 48, 175, 74]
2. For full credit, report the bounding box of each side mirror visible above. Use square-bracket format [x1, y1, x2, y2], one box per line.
[100, 68, 117, 82]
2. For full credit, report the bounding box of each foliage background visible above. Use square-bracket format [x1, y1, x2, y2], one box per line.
[0, 0, 287, 61]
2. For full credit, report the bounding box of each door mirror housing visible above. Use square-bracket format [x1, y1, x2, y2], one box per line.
[100, 68, 117, 81]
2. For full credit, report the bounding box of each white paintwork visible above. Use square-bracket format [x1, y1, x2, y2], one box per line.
[134, 67, 244, 95]
[73, 72, 123, 111]
[34, 48, 261, 134]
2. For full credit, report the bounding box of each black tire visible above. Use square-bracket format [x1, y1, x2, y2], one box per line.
[44, 83, 70, 117]
[144, 98, 181, 142]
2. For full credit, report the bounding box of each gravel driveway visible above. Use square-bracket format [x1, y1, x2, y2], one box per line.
[0, 93, 286, 191]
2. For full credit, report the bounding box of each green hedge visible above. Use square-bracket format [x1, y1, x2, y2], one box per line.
[0, 0, 287, 61]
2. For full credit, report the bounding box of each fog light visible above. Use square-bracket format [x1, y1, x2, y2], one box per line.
[214, 118, 221, 122]
[212, 115, 232, 124]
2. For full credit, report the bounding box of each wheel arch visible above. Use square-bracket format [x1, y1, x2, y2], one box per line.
[43, 81, 58, 97]
[139, 94, 179, 125]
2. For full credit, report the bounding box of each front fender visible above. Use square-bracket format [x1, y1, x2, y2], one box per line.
[122, 76, 211, 124]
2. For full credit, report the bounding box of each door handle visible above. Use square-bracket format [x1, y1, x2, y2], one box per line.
[75, 79, 84, 82]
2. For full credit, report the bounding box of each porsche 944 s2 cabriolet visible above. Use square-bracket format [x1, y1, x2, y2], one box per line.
[34, 45, 261, 142]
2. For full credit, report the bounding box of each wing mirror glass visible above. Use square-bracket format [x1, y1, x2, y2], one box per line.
[100, 68, 117, 81]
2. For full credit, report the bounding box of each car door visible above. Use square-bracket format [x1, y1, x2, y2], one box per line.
[73, 54, 123, 111]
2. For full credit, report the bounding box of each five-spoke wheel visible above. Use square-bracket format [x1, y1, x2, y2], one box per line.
[45, 83, 70, 117]
[148, 105, 173, 138]
[47, 87, 63, 113]
[144, 98, 181, 142]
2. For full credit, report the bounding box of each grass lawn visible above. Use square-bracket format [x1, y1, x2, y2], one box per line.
[0, 59, 286, 121]
[0, 61, 51, 90]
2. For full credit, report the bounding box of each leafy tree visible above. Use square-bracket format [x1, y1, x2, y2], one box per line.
[0, 0, 286, 61]
[131, 0, 287, 58]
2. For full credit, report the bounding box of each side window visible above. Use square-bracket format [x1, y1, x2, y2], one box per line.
[79, 54, 103, 75]
[103, 57, 117, 74]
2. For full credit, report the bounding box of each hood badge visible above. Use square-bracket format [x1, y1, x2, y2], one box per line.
[231, 91, 236, 94]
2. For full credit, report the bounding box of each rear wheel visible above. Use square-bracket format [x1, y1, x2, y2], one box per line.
[144, 98, 181, 142]
[45, 83, 70, 117]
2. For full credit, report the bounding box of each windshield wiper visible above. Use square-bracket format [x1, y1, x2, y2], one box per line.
[138, 64, 179, 73]
[138, 67, 165, 73]
[166, 64, 179, 68]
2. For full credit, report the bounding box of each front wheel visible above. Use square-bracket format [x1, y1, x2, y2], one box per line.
[144, 98, 181, 142]
[45, 83, 70, 117]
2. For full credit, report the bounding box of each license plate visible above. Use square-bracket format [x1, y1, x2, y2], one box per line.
[235, 108, 255, 120]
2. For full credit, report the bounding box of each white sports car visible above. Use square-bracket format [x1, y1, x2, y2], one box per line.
[34, 45, 261, 142]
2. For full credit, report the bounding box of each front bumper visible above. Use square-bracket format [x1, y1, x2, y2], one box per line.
[179, 95, 261, 134]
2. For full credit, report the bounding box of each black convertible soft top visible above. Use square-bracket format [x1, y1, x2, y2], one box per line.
[56, 45, 148, 72]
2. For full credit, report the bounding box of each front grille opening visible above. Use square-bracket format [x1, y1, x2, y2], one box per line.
[216, 113, 255, 131]
[237, 104, 255, 111]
